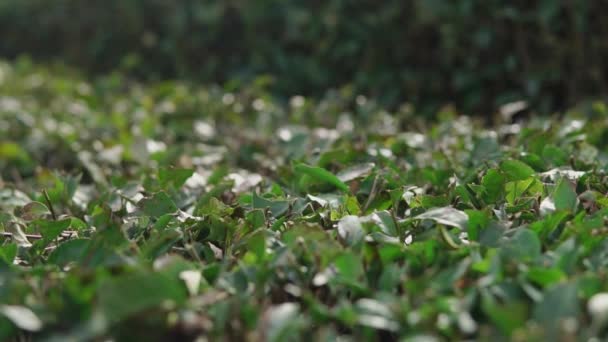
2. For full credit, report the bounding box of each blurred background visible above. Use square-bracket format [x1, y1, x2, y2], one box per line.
[0, 0, 606, 115]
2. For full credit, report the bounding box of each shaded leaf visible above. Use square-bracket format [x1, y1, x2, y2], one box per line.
[159, 168, 194, 189]
[252, 193, 289, 218]
[0, 244, 17, 265]
[18, 201, 50, 221]
[98, 272, 187, 323]
[139, 192, 178, 217]
[48, 239, 91, 266]
[501, 229, 541, 262]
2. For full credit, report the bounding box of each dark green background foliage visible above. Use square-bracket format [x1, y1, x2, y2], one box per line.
[1, 0, 606, 113]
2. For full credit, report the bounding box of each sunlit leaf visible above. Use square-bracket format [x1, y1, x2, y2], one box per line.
[337, 215, 365, 246]
[0, 305, 42, 332]
[501, 160, 535, 181]
[294, 163, 350, 192]
[415, 207, 468, 230]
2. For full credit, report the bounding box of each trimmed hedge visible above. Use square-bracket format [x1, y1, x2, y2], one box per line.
[1, 0, 606, 113]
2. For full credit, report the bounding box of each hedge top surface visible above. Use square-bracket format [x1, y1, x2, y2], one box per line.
[2, 61, 608, 340]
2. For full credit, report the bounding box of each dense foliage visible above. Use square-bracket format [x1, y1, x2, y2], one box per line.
[2, 60, 608, 340]
[1, 0, 606, 113]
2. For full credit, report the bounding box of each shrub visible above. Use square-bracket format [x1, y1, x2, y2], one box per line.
[0, 0, 606, 113]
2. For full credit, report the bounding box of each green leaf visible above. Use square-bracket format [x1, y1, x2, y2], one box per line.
[48, 239, 91, 266]
[245, 209, 266, 229]
[500, 229, 541, 263]
[481, 169, 505, 203]
[0, 142, 30, 162]
[374, 210, 397, 236]
[465, 210, 490, 242]
[246, 229, 266, 260]
[152, 214, 175, 230]
[334, 252, 363, 282]
[252, 193, 289, 218]
[526, 267, 565, 287]
[553, 177, 578, 212]
[0, 244, 17, 265]
[336, 163, 374, 182]
[505, 178, 536, 205]
[98, 271, 187, 323]
[415, 207, 468, 230]
[337, 215, 365, 246]
[533, 283, 579, 334]
[478, 222, 505, 247]
[198, 197, 234, 217]
[139, 191, 178, 217]
[411, 195, 449, 209]
[482, 295, 527, 335]
[294, 163, 350, 193]
[141, 229, 183, 260]
[18, 201, 50, 221]
[345, 195, 361, 216]
[158, 167, 194, 188]
[69, 217, 88, 230]
[282, 223, 342, 268]
[0, 305, 42, 332]
[542, 144, 568, 166]
[500, 159, 535, 181]
[33, 218, 72, 250]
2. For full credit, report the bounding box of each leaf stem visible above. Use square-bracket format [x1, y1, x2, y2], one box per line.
[43, 189, 57, 220]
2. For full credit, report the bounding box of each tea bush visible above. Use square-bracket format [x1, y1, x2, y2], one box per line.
[1, 0, 606, 113]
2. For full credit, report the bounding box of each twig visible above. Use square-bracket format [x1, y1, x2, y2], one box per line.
[362, 174, 381, 213]
[2, 232, 42, 240]
[1, 231, 77, 240]
[43, 189, 57, 220]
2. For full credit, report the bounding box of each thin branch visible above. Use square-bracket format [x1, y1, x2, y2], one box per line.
[1, 231, 77, 240]
[2, 232, 42, 240]
[43, 189, 57, 220]
[362, 174, 381, 213]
